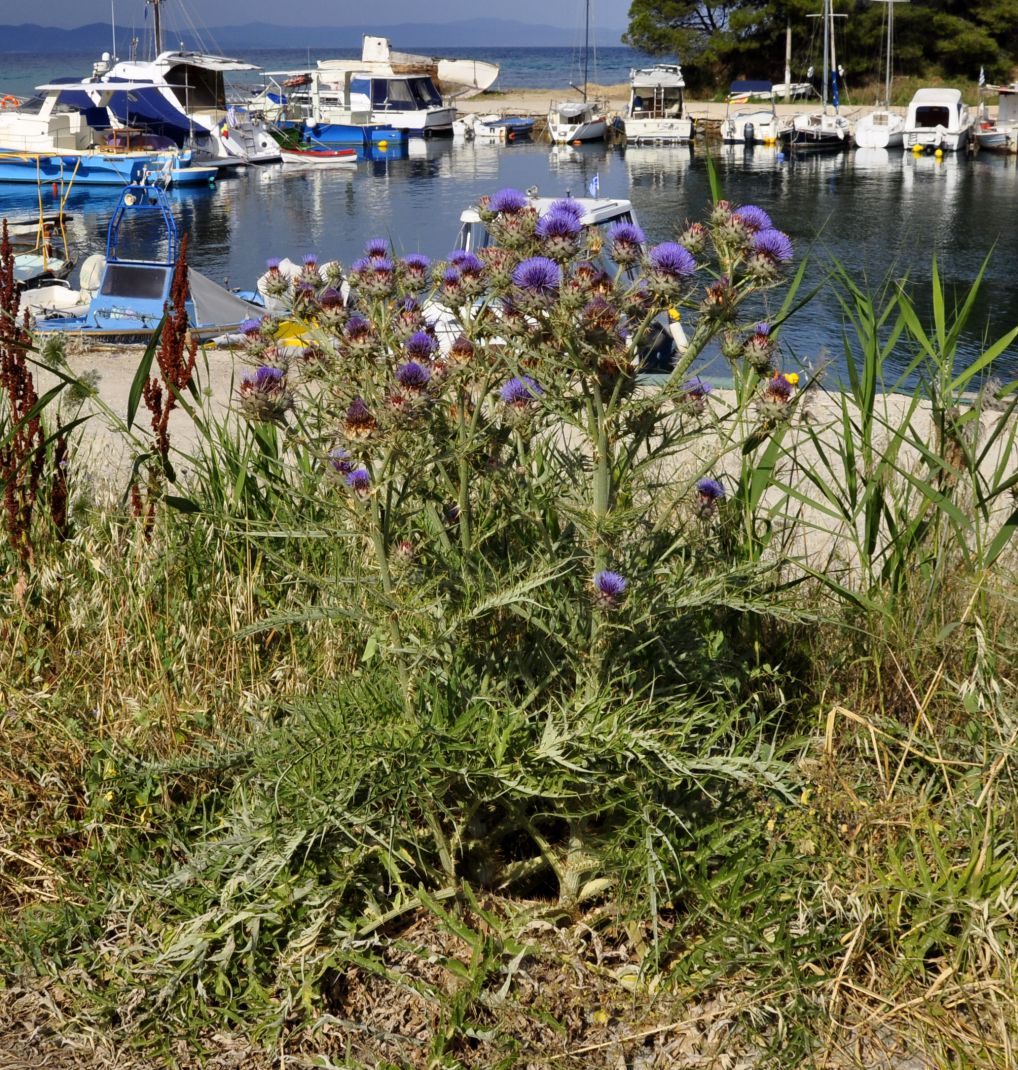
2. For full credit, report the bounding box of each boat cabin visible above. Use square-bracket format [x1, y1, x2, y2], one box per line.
[628, 64, 686, 120]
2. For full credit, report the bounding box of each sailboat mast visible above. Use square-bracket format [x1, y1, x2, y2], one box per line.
[148, 0, 163, 55]
[582, 0, 589, 102]
[822, 0, 830, 109]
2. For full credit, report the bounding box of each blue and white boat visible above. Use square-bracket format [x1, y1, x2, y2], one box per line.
[56, 50, 280, 165]
[25, 180, 258, 340]
[0, 83, 195, 186]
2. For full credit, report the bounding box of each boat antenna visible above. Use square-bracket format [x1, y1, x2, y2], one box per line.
[111, 1, 117, 61]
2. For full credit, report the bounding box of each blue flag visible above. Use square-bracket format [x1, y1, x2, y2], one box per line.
[831, 72, 839, 109]
[587, 173, 599, 198]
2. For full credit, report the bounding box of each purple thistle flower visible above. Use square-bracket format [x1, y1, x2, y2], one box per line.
[734, 205, 773, 233]
[406, 331, 437, 360]
[548, 197, 584, 220]
[346, 314, 371, 339]
[302, 252, 318, 268]
[499, 376, 542, 405]
[344, 396, 378, 437]
[451, 250, 485, 275]
[649, 242, 696, 278]
[350, 257, 372, 274]
[265, 257, 281, 271]
[489, 187, 529, 214]
[682, 377, 713, 399]
[592, 570, 628, 609]
[512, 256, 560, 295]
[755, 322, 771, 336]
[319, 287, 343, 308]
[370, 256, 393, 274]
[766, 374, 795, 400]
[346, 467, 371, 493]
[753, 229, 793, 263]
[395, 361, 431, 390]
[365, 238, 389, 258]
[442, 266, 461, 287]
[402, 252, 430, 272]
[239, 317, 262, 336]
[607, 221, 646, 247]
[696, 477, 725, 501]
[243, 366, 284, 391]
[536, 211, 582, 239]
[328, 448, 353, 475]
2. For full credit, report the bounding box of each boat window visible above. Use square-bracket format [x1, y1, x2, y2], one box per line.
[456, 222, 490, 252]
[365, 79, 416, 110]
[914, 105, 951, 128]
[166, 63, 225, 110]
[99, 264, 170, 300]
[410, 78, 442, 108]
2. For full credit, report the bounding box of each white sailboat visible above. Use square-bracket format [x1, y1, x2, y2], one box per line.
[778, 0, 851, 152]
[547, 0, 607, 144]
[854, 0, 907, 149]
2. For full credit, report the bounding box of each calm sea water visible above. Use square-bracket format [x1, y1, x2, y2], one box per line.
[1, 50, 1017, 380]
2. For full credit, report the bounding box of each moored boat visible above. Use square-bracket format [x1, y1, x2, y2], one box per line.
[24, 179, 259, 340]
[853, 0, 906, 149]
[622, 64, 693, 144]
[902, 87, 973, 152]
[280, 146, 358, 167]
[547, 0, 607, 144]
[719, 81, 780, 144]
[974, 83, 1018, 154]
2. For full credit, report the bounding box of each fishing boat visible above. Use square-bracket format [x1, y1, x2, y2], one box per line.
[547, 1, 608, 144]
[854, 0, 906, 149]
[280, 145, 358, 167]
[975, 83, 1018, 154]
[7, 211, 75, 289]
[622, 64, 693, 143]
[777, 0, 851, 153]
[24, 179, 259, 340]
[719, 81, 781, 144]
[902, 87, 973, 152]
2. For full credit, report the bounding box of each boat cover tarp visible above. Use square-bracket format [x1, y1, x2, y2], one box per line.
[555, 102, 594, 119]
[189, 269, 260, 327]
[729, 80, 773, 94]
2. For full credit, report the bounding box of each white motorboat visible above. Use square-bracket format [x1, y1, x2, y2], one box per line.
[854, 0, 906, 149]
[903, 88, 973, 152]
[777, 0, 851, 153]
[622, 64, 693, 143]
[719, 81, 780, 144]
[310, 58, 456, 136]
[547, 0, 607, 144]
[974, 83, 1018, 154]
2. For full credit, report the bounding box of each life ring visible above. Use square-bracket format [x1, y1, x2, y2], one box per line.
[0, 95, 19, 110]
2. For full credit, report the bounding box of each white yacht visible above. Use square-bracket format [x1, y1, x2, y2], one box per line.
[902, 88, 973, 152]
[622, 64, 693, 143]
[974, 83, 1018, 154]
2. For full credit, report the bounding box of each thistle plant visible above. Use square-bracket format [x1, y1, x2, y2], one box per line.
[215, 189, 801, 906]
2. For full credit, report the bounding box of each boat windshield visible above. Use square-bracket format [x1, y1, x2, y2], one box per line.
[165, 63, 227, 110]
[914, 105, 952, 128]
[410, 78, 443, 108]
[100, 263, 171, 300]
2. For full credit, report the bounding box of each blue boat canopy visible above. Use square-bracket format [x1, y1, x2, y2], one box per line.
[729, 80, 773, 94]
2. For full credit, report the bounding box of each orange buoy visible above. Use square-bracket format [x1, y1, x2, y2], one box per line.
[52, 182, 59, 196]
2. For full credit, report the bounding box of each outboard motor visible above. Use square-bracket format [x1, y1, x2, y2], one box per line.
[743, 121, 755, 143]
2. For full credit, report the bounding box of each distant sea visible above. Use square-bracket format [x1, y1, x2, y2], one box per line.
[0, 46, 658, 99]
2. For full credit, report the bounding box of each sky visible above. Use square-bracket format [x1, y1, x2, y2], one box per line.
[21, 0, 633, 31]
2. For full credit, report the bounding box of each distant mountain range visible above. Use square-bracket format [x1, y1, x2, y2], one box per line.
[0, 19, 628, 53]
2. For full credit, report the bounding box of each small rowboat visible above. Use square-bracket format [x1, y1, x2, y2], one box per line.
[280, 146, 358, 167]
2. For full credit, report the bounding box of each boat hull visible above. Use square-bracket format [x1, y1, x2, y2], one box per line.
[622, 116, 693, 143]
[0, 150, 180, 185]
[854, 110, 905, 149]
[281, 147, 358, 166]
[779, 114, 851, 153]
[719, 112, 781, 144]
[305, 122, 404, 146]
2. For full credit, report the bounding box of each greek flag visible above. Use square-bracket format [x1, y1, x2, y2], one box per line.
[227, 105, 237, 127]
[979, 66, 986, 88]
[587, 173, 599, 198]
